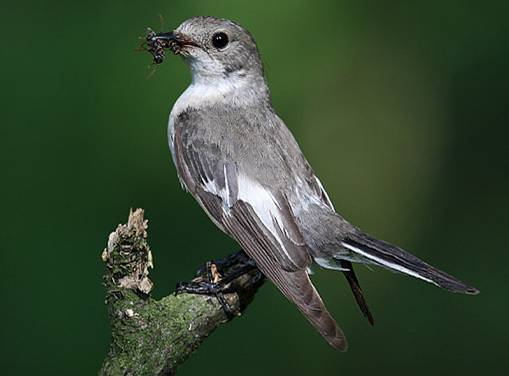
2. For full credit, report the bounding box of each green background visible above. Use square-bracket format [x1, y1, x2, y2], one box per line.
[1, 0, 507, 374]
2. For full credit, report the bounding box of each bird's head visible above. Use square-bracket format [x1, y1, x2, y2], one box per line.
[150, 16, 264, 82]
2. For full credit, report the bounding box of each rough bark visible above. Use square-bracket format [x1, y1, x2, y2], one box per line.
[99, 209, 264, 375]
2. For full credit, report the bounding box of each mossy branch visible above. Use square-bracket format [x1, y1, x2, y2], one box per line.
[99, 209, 265, 376]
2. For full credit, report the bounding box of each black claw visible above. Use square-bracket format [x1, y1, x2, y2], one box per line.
[175, 250, 260, 319]
[205, 260, 213, 281]
[215, 292, 235, 320]
[174, 279, 236, 318]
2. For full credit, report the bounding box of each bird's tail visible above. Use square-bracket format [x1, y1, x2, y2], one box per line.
[341, 232, 479, 295]
[339, 260, 375, 325]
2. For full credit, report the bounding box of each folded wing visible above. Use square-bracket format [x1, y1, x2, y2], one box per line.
[173, 124, 347, 349]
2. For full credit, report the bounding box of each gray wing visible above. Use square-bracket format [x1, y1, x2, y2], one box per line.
[266, 117, 376, 325]
[308, 173, 375, 325]
[173, 118, 347, 350]
[173, 121, 310, 271]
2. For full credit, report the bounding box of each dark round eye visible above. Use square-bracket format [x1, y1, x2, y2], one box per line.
[212, 32, 229, 49]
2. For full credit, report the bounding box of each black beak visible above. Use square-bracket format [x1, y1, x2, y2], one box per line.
[144, 29, 197, 64]
[149, 31, 197, 51]
[149, 31, 179, 45]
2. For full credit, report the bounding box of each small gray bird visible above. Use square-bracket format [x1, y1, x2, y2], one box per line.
[152, 16, 479, 350]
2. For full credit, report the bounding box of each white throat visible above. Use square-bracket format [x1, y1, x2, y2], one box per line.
[171, 72, 249, 116]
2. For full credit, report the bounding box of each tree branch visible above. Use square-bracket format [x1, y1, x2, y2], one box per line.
[99, 209, 265, 376]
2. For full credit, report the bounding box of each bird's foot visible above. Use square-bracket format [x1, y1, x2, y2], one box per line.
[175, 278, 236, 319]
[196, 250, 255, 279]
[175, 250, 260, 319]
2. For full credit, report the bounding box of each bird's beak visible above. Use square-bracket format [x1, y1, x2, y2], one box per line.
[149, 31, 177, 44]
[149, 31, 197, 54]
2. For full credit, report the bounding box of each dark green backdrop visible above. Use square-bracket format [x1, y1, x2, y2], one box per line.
[1, 1, 507, 375]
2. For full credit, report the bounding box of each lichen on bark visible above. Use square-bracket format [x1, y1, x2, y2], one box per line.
[99, 209, 264, 376]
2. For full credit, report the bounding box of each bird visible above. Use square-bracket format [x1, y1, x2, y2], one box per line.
[150, 16, 479, 351]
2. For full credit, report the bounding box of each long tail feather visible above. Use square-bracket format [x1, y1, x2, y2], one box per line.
[342, 232, 479, 295]
[340, 260, 375, 325]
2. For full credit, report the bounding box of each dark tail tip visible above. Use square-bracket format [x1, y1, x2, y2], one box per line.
[464, 286, 480, 295]
[427, 274, 480, 296]
[344, 234, 480, 297]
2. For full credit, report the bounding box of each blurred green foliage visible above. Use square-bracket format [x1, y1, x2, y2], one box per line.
[1, 0, 508, 375]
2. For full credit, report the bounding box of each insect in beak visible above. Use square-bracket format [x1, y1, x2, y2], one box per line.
[143, 29, 196, 64]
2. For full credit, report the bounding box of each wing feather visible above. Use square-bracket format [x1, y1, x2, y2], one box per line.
[223, 200, 347, 350]
[173, 123, 346, 349]
[312, 175, 375, 325]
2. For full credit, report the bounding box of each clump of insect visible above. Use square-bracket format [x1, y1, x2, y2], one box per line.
[136, 16, 180, 77]
[142, 28, 174, 65]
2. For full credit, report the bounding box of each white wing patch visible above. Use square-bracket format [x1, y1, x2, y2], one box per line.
[196, 169, 293, 262]
[202, 179, 231, 210]
[223, 164, 232, 208]
[341, 242, 438, 286]
[236, 174, 292, 259]
[314, 176, 335, 210]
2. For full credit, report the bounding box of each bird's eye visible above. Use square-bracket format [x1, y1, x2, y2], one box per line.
[211, 32, 229, 49]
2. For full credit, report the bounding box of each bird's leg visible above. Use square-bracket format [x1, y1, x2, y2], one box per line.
[217, 255, 258, 285]
[175, 250, 260, 319]
[201, 250, 259, 286]
[175, 261, 231, 316]
[175, 279, 234, 319]
[196, 250, 253, 277]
